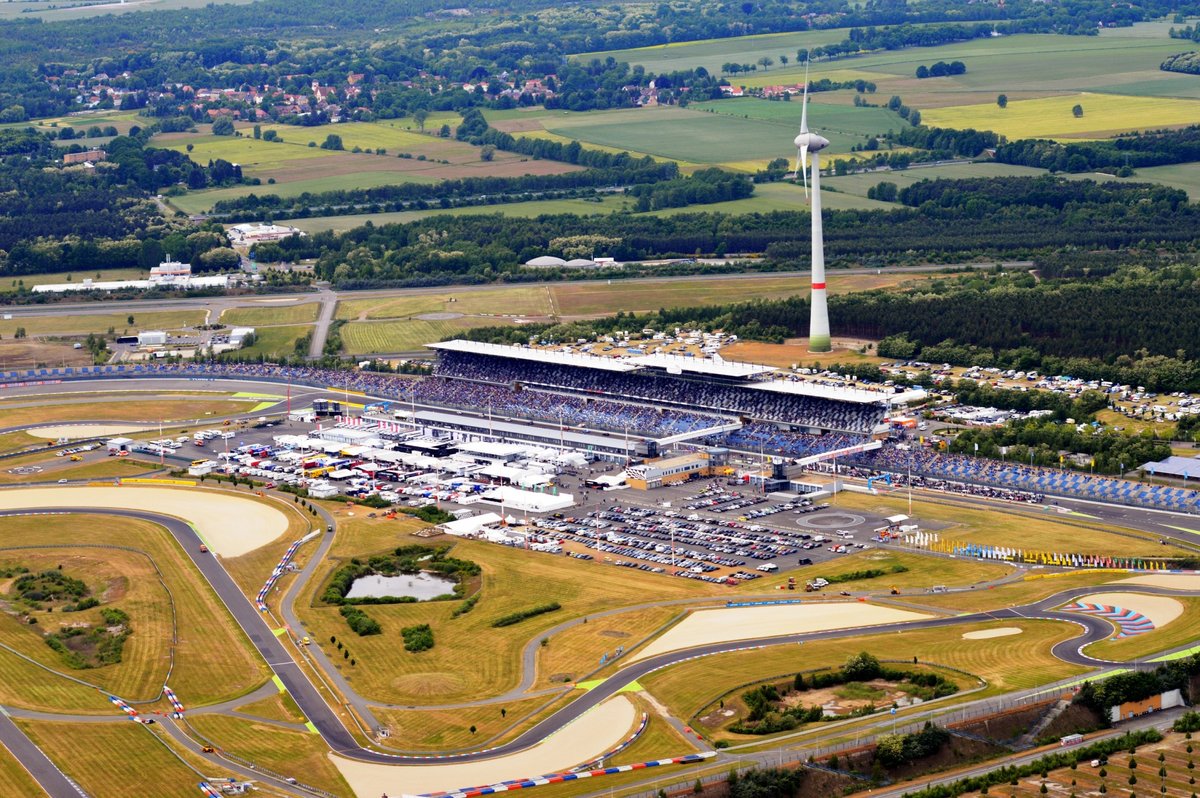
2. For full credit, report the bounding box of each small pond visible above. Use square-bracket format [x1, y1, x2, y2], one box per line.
[345, 572, 457, 601]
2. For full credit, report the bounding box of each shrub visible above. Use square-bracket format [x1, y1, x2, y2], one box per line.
[401, 623, 434, 652]
[339, 605, 382, 636]
[491, 602, 562, 627]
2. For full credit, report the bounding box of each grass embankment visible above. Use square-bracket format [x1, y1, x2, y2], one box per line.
[0, 398, 258, 428]
[834, 492, 1175, 557]
[17, 719, 232, 798]
[1083, 595, 1200, 661]
[232, 691, 306, 724]
[0, 310, 204, 338]
[0, 515, 268, 712]
[188, 714, 353, 796]
[297, 510, 723, 704]
[641, 619, 1084, 727]
[0, 431, 47, 454]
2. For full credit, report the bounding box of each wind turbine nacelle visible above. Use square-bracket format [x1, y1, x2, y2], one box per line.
[794, 131, 829, 152]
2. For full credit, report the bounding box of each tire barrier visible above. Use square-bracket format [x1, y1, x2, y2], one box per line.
[1061, 602, 1155, 637]
[573, 713, 648, 771]
[423, 752, 717, 798]
[163, 685, 185, 719]
[256, 538, 303, 612]
[109, 695, 151, 724]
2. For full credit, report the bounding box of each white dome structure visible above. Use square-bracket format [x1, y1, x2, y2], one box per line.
[565, 258, 596, 268]
[524, 256, 567, 268]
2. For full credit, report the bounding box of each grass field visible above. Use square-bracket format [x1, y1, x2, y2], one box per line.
[219, 302, 320, 327]
[233, 690, 306, 724]
[0, 430, 45, 454]
[641, 618, 1083, 725]
[1082, 595, 1200, 661]
[0, 456, 152, 484]
[823, 161, 1049, 200]
[692, 98, 909, 138]
[296, 512, 724, 704]
[0, 397, 258, 428]
[161, 134, 338, 175]
[923, 92, 1200, 140]
[17, 719, 230, 798]
[720, 338, 890, 368]
[0, 514, 268, 712]
[0, 743, 44, 798]
[371, 693, 562, 751]
[535, 605, 682, 689]
[168, 170, 437, 215]
[340, 317, 513, 354]
[336, 287, 553, 321]
[232, 324, 312, 359]
[188, 714, 353, 795]
[752, 548, 1011, 593]
[0, 309, 204, 339]
[0, 0, 257, 20]
[834, 491, 1174, 557]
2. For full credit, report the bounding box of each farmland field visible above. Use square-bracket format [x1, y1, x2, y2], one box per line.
[923, 92, 1200, 140]
[691, 97, 909, 138]
[283, 194, 630, 234]
[169, 170, 436, 215]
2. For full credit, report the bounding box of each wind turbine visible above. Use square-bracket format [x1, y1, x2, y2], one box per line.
[793, 65, 832, 353]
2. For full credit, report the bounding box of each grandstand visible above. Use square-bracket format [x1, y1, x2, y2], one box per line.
[427, 340, 890, 437]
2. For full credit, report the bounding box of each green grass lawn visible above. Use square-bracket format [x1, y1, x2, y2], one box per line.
[220, 302, 320, 326]
[235, 324, 312, 359]
[340, 317, 511, 354]
[0, 268, 147, 293]
[336, 287, 553, 321]
[692, 97, 910, 137]
[159, 135, 336, 174]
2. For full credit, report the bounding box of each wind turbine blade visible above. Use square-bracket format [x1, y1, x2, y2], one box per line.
[801, 143, 808, 198]
[800, 60, 810, 133]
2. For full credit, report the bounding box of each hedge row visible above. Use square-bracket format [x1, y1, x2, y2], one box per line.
[491, 602, 562, 628]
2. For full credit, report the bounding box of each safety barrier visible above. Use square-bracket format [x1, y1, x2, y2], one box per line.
[256, 538, 303, 612]
[725, 598, 804, 608]
[164, 685, 185, 719]
[109, 695, 150, 724]
[121, 478, 197, 487]
[424, 752, 717, 798]
[197, 783, 221, 798]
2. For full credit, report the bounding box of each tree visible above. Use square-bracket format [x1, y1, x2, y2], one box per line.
[414, 109, 429, 132]
[916, 65, 930, 79]
[320, 134, 344, 150]
[211, 117, 235, 136]
[14, 327, 25, 339]
[126, 315, 135, 326]
[438, 124, 451, 138]
[997, 94, 1008, 108]
[252, 124, 261, 139]
[200, 248, 241, 270]
[757, 56, 774, 71]
[1073, 104, 1084, 117]
[480, 144, 496, 162]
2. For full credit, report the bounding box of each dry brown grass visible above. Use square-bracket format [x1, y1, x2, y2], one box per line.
[371, 692, 564, 751]
[722, 339, 888, 368]
[0, 514, 268, 712]
[187, 714, 353, 795]
[17, 718, 236, 798]
[0, 398, 257, 428]
[232, 690, 306, 724]
[0, 735, 47, 796]
[534, 605, 682, 689]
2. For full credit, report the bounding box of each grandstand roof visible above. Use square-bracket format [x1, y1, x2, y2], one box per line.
[428, 340, 640, 372]
[627, 352, 776, 379]
[746, 379, 891, 405]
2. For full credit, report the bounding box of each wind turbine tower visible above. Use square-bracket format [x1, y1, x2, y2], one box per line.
[794, 71, 832, 353]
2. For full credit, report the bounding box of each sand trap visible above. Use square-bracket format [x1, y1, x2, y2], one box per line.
[1119, 574, 1200, 591]
[963, 627, 1023, 640]
[333, 696, 637, 797]
[27, 424, 157, 439]
[0, 486, 290, 557]
[1077, 592, 1184, 628]
[631, 602, 931, 663]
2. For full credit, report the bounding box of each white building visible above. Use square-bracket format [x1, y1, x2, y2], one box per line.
[226, 223, 304, 246]
[138, 331, 168, 347]
[228, 327, 256, 347]
[32, 259, 237, 294]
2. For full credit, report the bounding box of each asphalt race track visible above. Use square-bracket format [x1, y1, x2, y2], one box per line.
[0, 504, 1187, 776]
